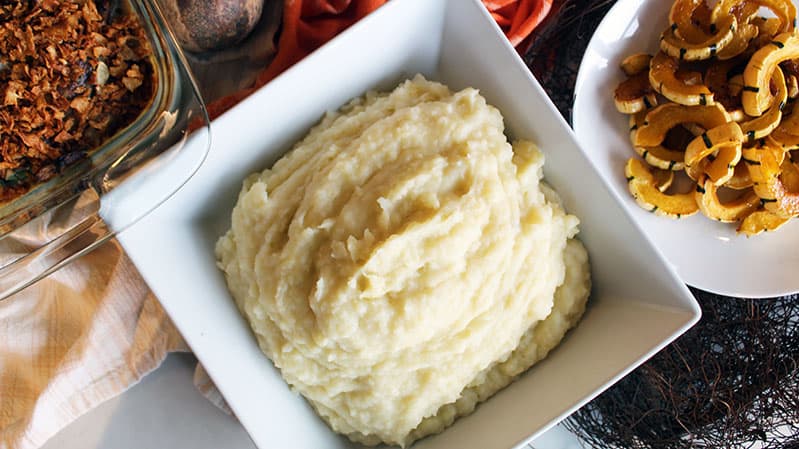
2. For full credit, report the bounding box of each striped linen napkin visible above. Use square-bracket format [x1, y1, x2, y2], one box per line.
[0, 240, 187, 449]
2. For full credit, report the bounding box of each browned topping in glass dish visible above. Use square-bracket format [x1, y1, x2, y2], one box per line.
[0, 0, 155, 203]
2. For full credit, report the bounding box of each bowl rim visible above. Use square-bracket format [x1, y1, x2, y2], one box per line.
[118, 0, 702, 447]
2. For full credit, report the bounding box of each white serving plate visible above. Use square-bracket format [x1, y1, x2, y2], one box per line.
[117, 0, 701, 447]
[573, 0, 799, 298]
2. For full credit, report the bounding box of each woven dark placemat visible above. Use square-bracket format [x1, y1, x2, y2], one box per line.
[522, 2, 799, 448]
[523, 0, 617, 121]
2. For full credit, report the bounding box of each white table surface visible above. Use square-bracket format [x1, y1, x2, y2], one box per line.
[41, 353, 586, 449]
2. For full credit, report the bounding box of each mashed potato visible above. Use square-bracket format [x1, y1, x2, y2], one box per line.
[215, 75, 591, 447]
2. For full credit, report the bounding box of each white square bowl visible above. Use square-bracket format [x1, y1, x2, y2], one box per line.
[116, 0, 701, 447]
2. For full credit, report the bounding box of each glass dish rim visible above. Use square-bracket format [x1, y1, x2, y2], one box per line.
[0, 0, 211, 301]
[0, 0, 179, 235]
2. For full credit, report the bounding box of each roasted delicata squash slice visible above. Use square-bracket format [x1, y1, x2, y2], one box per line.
[728, 108, 747, 122]
[705, 61, 748, 119]
[635, 145, 688, 170]
[661, 13, 737, 61]
[631, 111, 699, 170]
[650, 51, 715, 105]
[670, 0, 713, 44]
[770, 99, 799, 146]
[695, 176, 760, 221]
[682, 122, 707, 136]
[634, 103, 731, 146]
[728, 74, 745, 98]
[621, 53, 653, 76]
[715, 1, 761, 60]
[629, 111, 700, 139]
[779, 100, 799, 128]
[708, 143, 743, 185]
[750, 0, 797, 33]
[718, 21, 759, 60]
[686, 157, 710, 180]
[725, 161, 754, 189]
[615, 71, 658, 114]
[742, 32, 799, 116]
[743, 142, 799, 216]
[787, 74, 799, 98]
[630, 112, 688, 169]
[685, 121, 744, 166]
[737, 208, 792, 235]
[625, 158, 700, 217]
[740, 137, 788, 165]
[779, 155, 799, 190]
[752, 16, 782, 36]
[675, 69, 705, 86]
[710, 0, 748, 23]
[629, 111, 646, 139]
[749, 16, 784, 52]
[705, 59, 740, 97]
[653, 168, 676, 191]
[770, 125, 799, 148]
[740, 66, 788, 140]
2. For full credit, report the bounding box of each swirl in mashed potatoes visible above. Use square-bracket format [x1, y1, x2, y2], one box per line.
[215, 75, 591, 447]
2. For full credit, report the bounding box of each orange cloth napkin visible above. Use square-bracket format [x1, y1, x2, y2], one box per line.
[484, 0, 553, 47]
[207, 0, 548, 118]
[0, 2, 553, 448]
[206, 0, 386, 119]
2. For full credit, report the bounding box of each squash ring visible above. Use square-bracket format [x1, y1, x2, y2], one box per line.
[742, 32, 799, 116]
[653, 168, 676, 192]
[695, 176, 760, 222]
[740, 66, 788, 141]
[728, 74, 745, 98]
[650, 51, 715, 106]
[629, 112, 688, 170]
[635, 145, 688, 170]
[780, 101, 799, 130]
[750, 0, 796, 33]
[769, 100, 799, 149]
[686, 157, 709, 181]
[685, 121, 744, 166]
[779, 154, 799, 191]
[615, 71, 658, 114]
[625, 158, 699, 218]
[706, 143, 743, 185]
[718, 22, 759, 60]
[717, 0, 796, 34]
[661, 14, 737, 61]
[724, 162, 754, 189]
[628, 112, 645, 139]
[769, 126, 799, 149]
[715, 0, 761, 60]
[634, 103, 731, 147]
[743, 141, 799, 216]
[621, 53, 653, 76]
[670, 0, 713, 44]
[787, 74, 798, 98]
[737, 208, 792, 235]
[749, 17, 784, 53]
[705, 61, 747, 120]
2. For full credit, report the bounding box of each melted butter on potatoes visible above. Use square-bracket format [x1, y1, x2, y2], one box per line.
[215, 75, 591, 447]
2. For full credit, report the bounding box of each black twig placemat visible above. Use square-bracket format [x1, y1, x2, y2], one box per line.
[524, 0, 617, 121]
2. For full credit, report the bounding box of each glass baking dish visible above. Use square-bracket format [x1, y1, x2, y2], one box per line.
[0, 0, 210, 300]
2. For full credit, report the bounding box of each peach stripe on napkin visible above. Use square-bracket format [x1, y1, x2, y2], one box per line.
[0, 240, 187, 449]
